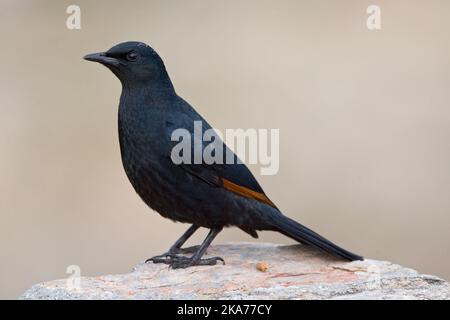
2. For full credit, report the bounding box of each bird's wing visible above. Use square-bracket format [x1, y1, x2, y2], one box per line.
[165, 110, 276, 208]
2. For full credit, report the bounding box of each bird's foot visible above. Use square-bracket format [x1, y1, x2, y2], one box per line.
[173, 245, 201, 255]
[145, 245, 202, 264]
[145, 253, 173, 264]
[169, 256, 225, 269]
[146, 254, 224, 268]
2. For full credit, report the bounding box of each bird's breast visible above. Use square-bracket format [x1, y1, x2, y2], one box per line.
[117, 107, 182, 214]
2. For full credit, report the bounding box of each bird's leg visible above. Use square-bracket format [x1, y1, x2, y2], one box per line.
[169, 228, 225, 269]
[168, 224, 201, 255]
[146, 224, 199, 264]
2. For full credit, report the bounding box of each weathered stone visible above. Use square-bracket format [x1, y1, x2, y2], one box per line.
[20, 243, 449, 300]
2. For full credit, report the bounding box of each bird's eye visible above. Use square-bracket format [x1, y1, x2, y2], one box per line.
[126, 51, 138, 62]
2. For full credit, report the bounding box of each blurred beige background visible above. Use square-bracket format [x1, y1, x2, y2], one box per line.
[1, 0, 449, 299]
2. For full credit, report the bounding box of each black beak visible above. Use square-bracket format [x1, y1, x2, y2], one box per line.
[83, 52, 120, 67]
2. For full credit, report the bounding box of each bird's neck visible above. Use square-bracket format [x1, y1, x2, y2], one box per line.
[120, 67, 176, 98]
[118, 76, 177, 118]
[122, 83, 175, 103]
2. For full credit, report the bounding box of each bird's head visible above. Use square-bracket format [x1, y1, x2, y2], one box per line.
[84, 41, 170, 87]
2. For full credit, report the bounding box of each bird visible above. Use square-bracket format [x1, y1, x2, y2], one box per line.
[84, 41, 363, 269]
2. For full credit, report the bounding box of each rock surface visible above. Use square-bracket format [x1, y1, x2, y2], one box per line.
[21, 242, 449, 300]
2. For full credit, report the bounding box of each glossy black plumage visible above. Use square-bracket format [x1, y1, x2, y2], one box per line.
[84, 41, 363, 268]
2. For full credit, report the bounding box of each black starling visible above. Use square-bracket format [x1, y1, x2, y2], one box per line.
[84, 41, 363, 268]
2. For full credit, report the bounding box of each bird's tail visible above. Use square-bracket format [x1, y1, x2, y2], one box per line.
[269, 213, 363, 261]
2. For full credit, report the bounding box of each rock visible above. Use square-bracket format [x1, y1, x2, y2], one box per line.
[20, 242, 449, 300]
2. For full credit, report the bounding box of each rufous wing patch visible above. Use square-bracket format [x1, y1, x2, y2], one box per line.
[221, 178, 276, 208]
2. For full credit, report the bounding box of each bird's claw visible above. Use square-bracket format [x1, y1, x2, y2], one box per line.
[169, 256, 225, 269]
[145, 252, 176, 264]
[145, 245, 203, 264]
[146, 254, 224, 268]
[145, 252, 225, 268]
